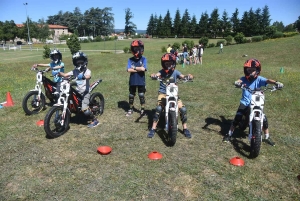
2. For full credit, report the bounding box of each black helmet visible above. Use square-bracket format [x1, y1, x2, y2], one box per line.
[130, 40, 144, 58]
[50, 49, 62, 64]
[72, 51, 88, 72]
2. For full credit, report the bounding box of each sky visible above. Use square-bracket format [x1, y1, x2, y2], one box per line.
[0, 0, 299, 30]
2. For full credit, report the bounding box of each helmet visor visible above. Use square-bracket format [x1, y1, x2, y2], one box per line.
[245, 67, 257, 75]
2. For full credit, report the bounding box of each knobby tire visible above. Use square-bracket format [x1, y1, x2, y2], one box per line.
[250, 120, 262, 158]
[22, 91, 45, 115]
[168, 110, 178, 146]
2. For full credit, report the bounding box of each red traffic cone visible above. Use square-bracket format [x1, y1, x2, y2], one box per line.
[3, 92, 14, 107]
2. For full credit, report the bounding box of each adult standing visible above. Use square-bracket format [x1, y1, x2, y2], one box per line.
[182, 44, 188, 64]
[198, 44, 204, 65]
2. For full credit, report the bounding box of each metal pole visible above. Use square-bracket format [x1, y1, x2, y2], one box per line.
[23, 3, 31, 46]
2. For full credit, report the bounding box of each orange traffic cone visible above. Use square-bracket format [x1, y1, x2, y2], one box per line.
[3, 92, 14, 107]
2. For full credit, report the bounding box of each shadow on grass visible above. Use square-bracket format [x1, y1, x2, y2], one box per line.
[202, 115, 253, 158]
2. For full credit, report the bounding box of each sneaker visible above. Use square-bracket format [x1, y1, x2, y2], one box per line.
[147, 129, 155, 138]
[125, 109, 133, 117]
[264, 138, 275, 146]
[87, 119, 99, 128]
[184, 129, 192, 138]
[223, 134, 231, 142]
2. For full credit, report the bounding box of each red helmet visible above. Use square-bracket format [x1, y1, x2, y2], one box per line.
[161, 53, 176, 73]
[130, 40, 144, 58]
[243, 58, 261, 81]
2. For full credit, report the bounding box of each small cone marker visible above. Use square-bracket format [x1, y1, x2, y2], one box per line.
[36, 120, 44, 127]
[230, 156, 245, 166]
[97, 146, 112, 155]
[280, 67, 284, 73]
[3, 92, 14, 107]
[148, 151, 163, 160]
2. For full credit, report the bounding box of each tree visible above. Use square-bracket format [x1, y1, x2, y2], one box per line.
[231, 8, 240, 34]
[180, 9, 191, 37]
[254, 8, 262, 35]
[294, 16, 300, 32]
[0, 20, 18, 43]
[209, 8, 220, 38]
[240, 11, 250, 36]
[272, 21, 285, 32]
[198, 12, 209, 37]
[173, 9, 181, 36]
[261, 5, 271, 34]
[67, 34, 81, 55]
[146, 14, 155, 37]
[220, 10, 231, 38]
[162, 10, 172, 37]
[37, 18, 51, 42]
[124, 8, 136, 36]
[189, 15, 197, 37]
[156, 15, 163, 37]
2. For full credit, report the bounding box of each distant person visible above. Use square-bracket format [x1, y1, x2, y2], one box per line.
[219, 42, 223, 54]
[167, 44, 172, 53]
[182, 44, 188, 64]
[198, 44, 204, 65]
[126, 40, 148, 117]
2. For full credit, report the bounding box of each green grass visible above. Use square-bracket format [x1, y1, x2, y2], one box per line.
[0, 35, 300, 200]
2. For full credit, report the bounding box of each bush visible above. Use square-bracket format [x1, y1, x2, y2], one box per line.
[208, 43, 215, 48]
[199, 37, 209, 47]
[161, 46, 167, 53]
[225, 35, 233, 44]
[123, 47, 129, 53]
[251, 36, 263, 42]
[234, 32, 245, 44]
[262, 35, 269, 40]
[43, 45, 51, 59]
[172, 42, 181, 51]
[66, 34, 81, 55]
[273, 31, 284, 39]
[283, 32, 299, 37]
[182, 40, 194, 50]
[94, 36, 103, 42]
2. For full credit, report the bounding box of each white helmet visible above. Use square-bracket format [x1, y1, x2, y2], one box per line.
[50, 49, 62, 64]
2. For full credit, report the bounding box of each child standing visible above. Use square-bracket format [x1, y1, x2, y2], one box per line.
[126, 40, 148, 116]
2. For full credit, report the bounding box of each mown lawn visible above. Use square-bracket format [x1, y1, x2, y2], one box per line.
[0, 35, 299, 200]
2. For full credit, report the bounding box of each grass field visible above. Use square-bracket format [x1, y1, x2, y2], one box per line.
[0, 35, 299, 200]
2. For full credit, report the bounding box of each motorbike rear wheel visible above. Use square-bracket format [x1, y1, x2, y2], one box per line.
[168, 110, 178, 146]
[44, 106, 70, 138]
[250, 120, 262, 158]
[22, 91, 46, 115]
[90, 92, 105, 116]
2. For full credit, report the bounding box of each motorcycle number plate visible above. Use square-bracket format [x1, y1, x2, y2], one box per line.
[170, 87, 174, 92]
[255, 96, 260, 102]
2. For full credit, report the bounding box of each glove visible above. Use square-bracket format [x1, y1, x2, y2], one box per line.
[52, 71, 58, 76]
[275, 81, 284, 89]
[150, 74, 157, 79]
[234, 81, 242, 87]
[31, 64, 37, 70]
[77, 73, 85, 80]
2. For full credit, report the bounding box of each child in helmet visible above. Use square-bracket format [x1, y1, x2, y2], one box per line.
[147, 53, 193, 138]
[126, 40, 148, 116]
[223, 58, 284, 146]
[58, 51, 99, 128]
[32, 49, 65, 97]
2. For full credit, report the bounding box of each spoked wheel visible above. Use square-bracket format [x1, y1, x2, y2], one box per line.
[250, 120, 262, 158]
[90, 92, 105, 116]
[168, 110, 178, 146]
[44, 106, 70, 138]
[22, 91, 46, 115]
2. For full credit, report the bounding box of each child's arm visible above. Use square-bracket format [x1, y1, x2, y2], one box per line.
[266, 79, 284, 88]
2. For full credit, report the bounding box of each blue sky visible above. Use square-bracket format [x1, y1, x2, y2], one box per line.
[0, 0, 299, 30]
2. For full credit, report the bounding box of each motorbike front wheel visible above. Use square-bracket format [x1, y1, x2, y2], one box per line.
[168, 110, 178, 146]
[22, 91, 46, 115]
[44, 106, 70, 138]
[250, 120, 262, 158]
[90, 92, 105, 116]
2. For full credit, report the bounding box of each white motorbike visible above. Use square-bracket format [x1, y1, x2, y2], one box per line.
[238, 84, 280, 158]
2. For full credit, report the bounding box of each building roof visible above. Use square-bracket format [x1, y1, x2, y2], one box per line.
[16, 24, 68, 29]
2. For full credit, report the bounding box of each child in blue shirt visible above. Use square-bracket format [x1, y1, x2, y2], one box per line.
[223, 58, 284, 146]
[126, 40, 148, 116]
[147, 53, 193, 138]
[33, 49, 64, 98]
